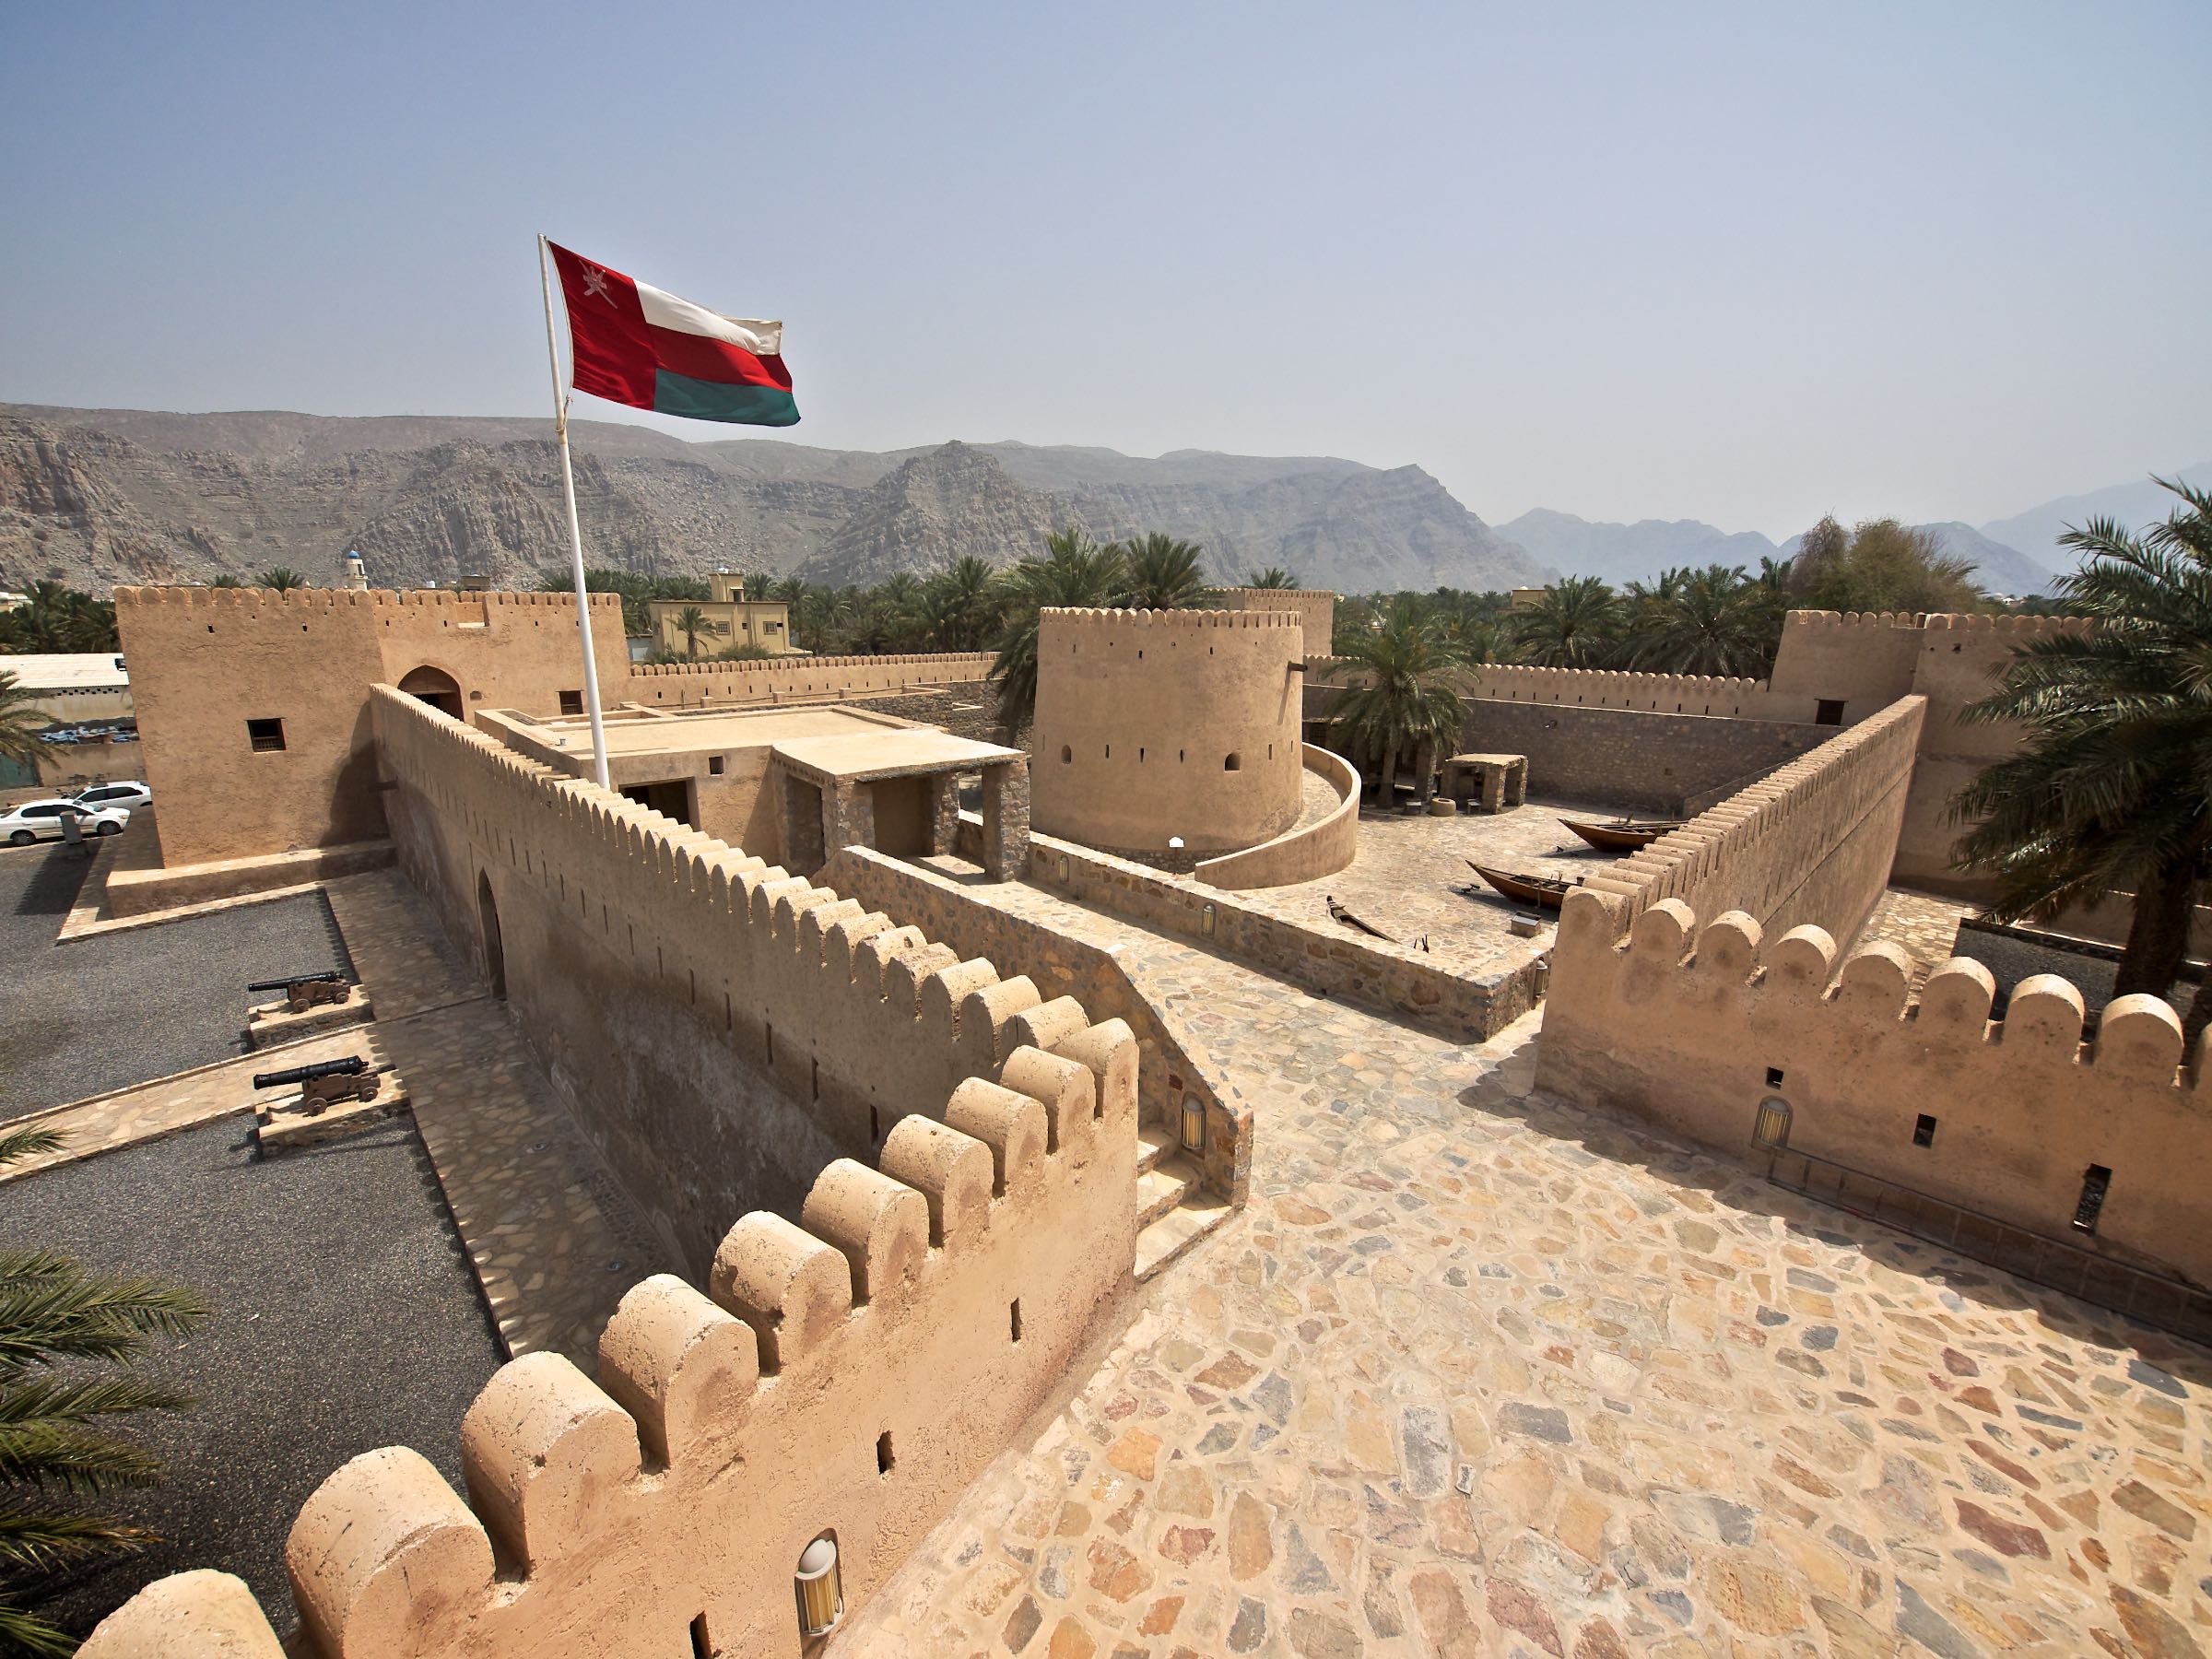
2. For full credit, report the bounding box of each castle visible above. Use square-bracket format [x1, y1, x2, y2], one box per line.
[64, 584, 2212, 1654]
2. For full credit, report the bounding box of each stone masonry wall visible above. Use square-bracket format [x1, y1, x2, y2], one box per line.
[1191, 744, 1359, 889]
[371, 686, 1124, 1274]
[82, 1025, 1140, 1659]
[623, 652, 994, 709]
[1451, 700, 1831, 815]
[1535, 890, 2212, 1291]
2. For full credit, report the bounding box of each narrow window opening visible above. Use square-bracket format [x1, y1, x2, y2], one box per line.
[689, 1613, 712, 1658]
[247, 717, 287, 753]
[1223, 753, 1241, 771]
[876, 1431, 894, 1475]
[1061, 746, 1072, 763]
[1104, 744, 1110, 759]
[709, 754, 726, 775]
[1139, 747, 1145, 762]
[1912, 1113, 1937, 1147]
[811, 1057, 819, 1101]
[1179, 748, 1185, 763]
[1010, 1300, 1023, 1343]
[766, 1023, 775, 1066]
[559, 689, 584, 716]
[869, 1103, 879, 1141]
[1764, 1065, 1785, 1088]
[2073, 1165, 2112, 1233]
[1815, 699, 1845, 726]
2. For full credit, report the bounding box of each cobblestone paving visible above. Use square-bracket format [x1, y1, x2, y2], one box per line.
[1860, 890, 1975, 987]
[844, 943, 2212, 1657]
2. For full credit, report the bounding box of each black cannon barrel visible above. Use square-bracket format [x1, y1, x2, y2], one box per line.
[251, 1055, 368, 1089]
[245, 971, 346, 993]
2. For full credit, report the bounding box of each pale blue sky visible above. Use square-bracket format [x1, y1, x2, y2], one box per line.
[3, 2, 2206, 537]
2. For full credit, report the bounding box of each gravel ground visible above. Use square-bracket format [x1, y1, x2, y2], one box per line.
[0, 1115, 503, 1642]
[0, 842, 350, 1121]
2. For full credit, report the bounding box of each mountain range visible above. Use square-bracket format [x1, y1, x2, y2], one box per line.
[0, 401, 2199, 602]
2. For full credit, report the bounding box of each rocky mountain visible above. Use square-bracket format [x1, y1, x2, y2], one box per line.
[1496, 510, 1780, 588]
[1979, 463, 2212, 571]
[1910, 522, 2058, 599]
[0, 404, 1547, 597]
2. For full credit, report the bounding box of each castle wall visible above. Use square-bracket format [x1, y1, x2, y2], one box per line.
[84, 1030, 1139, 1659]
[115, 587, 628, 868]
[370, 687, 1120, 1275]
[1766, 608, 1928, 716]
[1030, 607, 1304, 854]
[1450, 699, 1830, 814]
[1191, 743, 1359, 888]
[624, 652, 994, 709]
[1535, 892, 2212, 1289]
[1210, 585, 1336, 659]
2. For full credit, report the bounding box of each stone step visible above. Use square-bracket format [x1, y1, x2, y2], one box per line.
[1135, 1192, 1234, 1281]
[1135, 1154, 1199, 1231]
[1136, 1123, 1179, 1175]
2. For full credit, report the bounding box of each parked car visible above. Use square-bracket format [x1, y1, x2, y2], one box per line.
[0, 799, 129, 845]
[72, 781, 151, 811]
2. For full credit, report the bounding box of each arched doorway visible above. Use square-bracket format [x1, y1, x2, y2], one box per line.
[477, 871, 506, 999]
[398, 665, 464, 718]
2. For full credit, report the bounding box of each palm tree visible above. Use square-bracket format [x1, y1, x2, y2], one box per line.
[1322, 601, 1469, 806]
[1116, 534, 1210, 610]
[255, 568, 308, 593]
[989, 529, 1127, 726]
[1627, 565, 1774, 677]
[1950, 479, 2212, 1017]
[1245, 567, 1299, 589]
[206, 575, 242, 589]
[672, 605, 709, 661]
[922, 557, 1001, 652]
[0, 673, 49, 769]
[0, 1126, 209, 1656]
[1512, 576, 1621, 668]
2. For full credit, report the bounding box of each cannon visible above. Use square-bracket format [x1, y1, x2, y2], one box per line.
[247, 971, 351, 1013]
[252, 1054, 379, 1114]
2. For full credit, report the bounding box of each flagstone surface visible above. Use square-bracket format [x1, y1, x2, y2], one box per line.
[840, 926, 2212, 1657]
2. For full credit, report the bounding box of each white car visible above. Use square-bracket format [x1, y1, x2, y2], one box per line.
[0, 798, 130, 845]
[72, 781, 152, 812]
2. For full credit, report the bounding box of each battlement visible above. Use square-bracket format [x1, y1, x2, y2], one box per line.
[1537, 887, 2212, 1295]
[629, 651, 994, 678]
[1039, 605, 1303, 630]
[1918, 610, 2090, 637]
[1463, 662, 1772, 702]
[1209, 586, 1336, 599]
[113, 585, 618, 612]
[1782, 608, 1928, 630]
[82, 1002, 1139, 1657]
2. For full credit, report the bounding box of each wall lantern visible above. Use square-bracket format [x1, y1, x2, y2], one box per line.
[1753, 1097, 1792, 1150]
[1201, 903, 1217, 937]
[1180, 1094, 1206, 1154]
[1057, 854, 1070, 882]
[1168, 836, 1184, 852]
[795, 1535, 842, 1638]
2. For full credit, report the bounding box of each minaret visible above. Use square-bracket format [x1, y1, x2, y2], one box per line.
[341, 549, 369, 591]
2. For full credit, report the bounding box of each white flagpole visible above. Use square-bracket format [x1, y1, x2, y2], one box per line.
[538, 232, 611, 791]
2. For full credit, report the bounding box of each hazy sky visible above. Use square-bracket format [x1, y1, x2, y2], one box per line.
[5, 3, 2206, 538]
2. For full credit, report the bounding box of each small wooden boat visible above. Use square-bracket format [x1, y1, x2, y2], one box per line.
[1559, 816, 1683, 853]
[1326, 895, 1398, 942]
[1463, 862, 1579, 909]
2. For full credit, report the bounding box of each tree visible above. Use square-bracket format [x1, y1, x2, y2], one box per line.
[1626, 564, 1777, 677]
[0, 585, 118, 654]
[672, 606, 709, 661]
[1322, 600, 1469, 806]
[1511, 576, 1621, 668]
[0, 672, 49, 768]
[0, 1126, 209, 1657]
[206, 576, 241, 589]
[1245, 567, 1299, 589]
[1949, 479, 2212, 1022]
[1116, 534, 1210, 611]
[1793, 518, 1982, 615]
[988, 529, 1127, 726]
[921, 557, 1001, 652]
[254, 568, 308, 593]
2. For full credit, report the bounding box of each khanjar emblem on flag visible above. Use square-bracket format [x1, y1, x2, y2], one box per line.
[547, 241, 798, 427]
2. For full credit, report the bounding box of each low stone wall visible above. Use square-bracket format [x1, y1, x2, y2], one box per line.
[1535, 892, 2212, 1291]
[1030, 831, 1545, 1043]
[1455, 699, 1828, 814]
[82, 1033, 1140, 1659]
[102, 838, 394, 917]
[1571, 695, 1926, 948]
[821, 844, 1252, 1203]
[1193, 744, 1359, 889]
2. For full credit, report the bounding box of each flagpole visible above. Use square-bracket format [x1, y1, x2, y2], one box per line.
[538, 232, 611, 791]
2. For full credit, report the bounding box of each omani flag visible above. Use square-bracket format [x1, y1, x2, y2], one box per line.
[547, 241, 797, 427]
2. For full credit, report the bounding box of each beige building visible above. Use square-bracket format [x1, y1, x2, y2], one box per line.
[2, 652, 133, 724]
[645, 572, 795, 659]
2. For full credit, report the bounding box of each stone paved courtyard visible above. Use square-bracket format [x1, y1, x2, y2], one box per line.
[842, 926, 2212, 1658]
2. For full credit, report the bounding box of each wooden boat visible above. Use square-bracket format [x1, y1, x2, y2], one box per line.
[1559, 816, 1682, 853]
[1463, 862, 1578, 909]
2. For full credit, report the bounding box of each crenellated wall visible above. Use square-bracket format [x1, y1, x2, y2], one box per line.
[371, 687, 1118, 1274]
[1209, 586, 1336, 660]
[1535, 889, 2212, 1291]
[1567, 695, 1926, 948]
[81, 1016, 1140, 1659]
[1030, 607, 1305, 854]
[624, 652, 994, 708]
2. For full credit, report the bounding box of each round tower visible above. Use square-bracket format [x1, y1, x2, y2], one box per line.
[1030, 606, 1305, 856]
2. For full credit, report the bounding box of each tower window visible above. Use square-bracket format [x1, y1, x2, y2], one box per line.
[876, 1431, 895, 1475]
[1912, 1114, 1937, 1147]
[1224, 753, 1241, 771]
[1815, 700, 1845, 725]
[559, 689, 584, 715]
[2072, 1165, 2112, 1233]
[247, 718, 287, 753]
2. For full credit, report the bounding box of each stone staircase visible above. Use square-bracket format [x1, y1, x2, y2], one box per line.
[1134, 1123, 1233, 1280]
